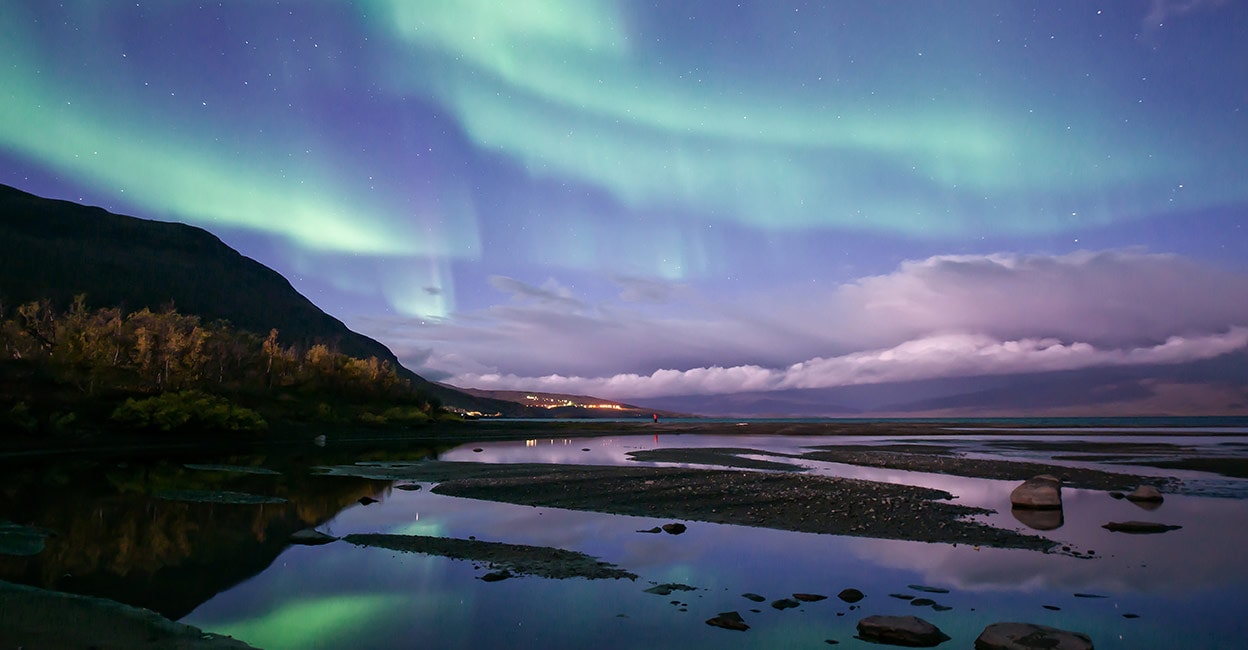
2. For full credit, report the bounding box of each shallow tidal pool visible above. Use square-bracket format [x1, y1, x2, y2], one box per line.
[172, 432, 1248, 649]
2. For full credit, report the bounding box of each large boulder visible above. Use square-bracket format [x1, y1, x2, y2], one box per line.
[1010, 475, 1062, 510]
[1125, 485, 1164, 503]
[856, 615, 949, 647]
[975, 622, 1093, 650]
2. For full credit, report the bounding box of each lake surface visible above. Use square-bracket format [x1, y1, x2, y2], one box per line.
[2, 430, 1246, 649]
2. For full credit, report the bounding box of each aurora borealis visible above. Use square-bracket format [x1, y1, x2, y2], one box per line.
[3, 1, 1246, 412]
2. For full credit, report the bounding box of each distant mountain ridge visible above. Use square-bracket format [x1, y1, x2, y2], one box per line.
[0, 183, 523, 415]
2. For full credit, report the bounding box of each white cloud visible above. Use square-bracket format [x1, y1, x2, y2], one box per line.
[365, 249, 1248, 398]
[451, 328, 1248, 399]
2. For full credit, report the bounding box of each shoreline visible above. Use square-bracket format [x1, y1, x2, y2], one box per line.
[4, 418, 1245, 463]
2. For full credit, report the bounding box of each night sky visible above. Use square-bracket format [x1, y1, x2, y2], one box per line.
[2, 1, 1246, 408]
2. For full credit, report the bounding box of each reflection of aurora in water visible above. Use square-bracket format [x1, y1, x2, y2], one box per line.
[171, 433, 1248, 649]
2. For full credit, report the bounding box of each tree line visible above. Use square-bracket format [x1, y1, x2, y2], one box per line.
[1, 296, 445, 434]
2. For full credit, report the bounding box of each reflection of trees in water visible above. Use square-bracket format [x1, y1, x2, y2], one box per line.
[0, 444, 443, 619]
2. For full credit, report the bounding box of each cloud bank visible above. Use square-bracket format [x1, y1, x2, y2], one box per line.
[373, 250, 1248, 399]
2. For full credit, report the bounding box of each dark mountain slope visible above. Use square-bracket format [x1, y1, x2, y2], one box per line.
[0, 183, 523, 414]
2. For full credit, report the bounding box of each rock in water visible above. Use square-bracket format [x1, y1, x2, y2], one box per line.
[480, 569, 512, 582]
[1125, 485, 1164, 503]
[289, 529, 338, 545]
[1010, 475, 1062, 510]
[837, 588, 865, 603]
[974, 622, 1093, 650]
[357, 496, 379, 505]
[771, 598, 800, 610]
[1102, 521, 1181, 534]
[706, 611, 749, 631]
[661, 522, 687, 535]
[856, 615, 950, 647]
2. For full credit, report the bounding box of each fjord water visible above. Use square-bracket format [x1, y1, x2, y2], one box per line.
[3, 431, 1246, 648]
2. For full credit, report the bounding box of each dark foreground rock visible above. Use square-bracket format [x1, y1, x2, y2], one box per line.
[974, 622, 1093, 650]
[1102, 521, 1182, 534]
[706, 611, 750, 631]
[661, 522, 687, 535]
[1010, 475, 1062, 509]
[0, 580, 257, 649]
[344, 533, 636, 580]
[857, 614, 949, 646]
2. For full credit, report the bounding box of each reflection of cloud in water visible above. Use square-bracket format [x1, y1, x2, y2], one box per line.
[847, 493, 1248, 596]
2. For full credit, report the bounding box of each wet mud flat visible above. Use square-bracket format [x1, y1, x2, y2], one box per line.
[623, 444, 1183, 491]
[343, 533, 637, 580]
[319, 461, 1054, 551]
[795, 445, 1183, 491]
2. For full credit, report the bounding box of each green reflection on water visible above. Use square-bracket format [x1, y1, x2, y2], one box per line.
[208, 594, 406, 650]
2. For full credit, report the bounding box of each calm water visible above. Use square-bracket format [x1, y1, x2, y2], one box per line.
[3, 431, 1246, 649]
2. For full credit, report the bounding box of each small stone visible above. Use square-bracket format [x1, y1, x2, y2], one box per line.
[661, 523, 687, 535]
[825, 640, 839, 645]
[644, 583, 697, 596]
[856, 615, 950, 647]
[974, 622, 1092, 650]
[837, 588, 865, 603]
[394, 484, 422, 491]
[1109, 491, 1126, 499]
[357, 496, 379, 505]
[472, 448, 484, 453]
[1102, 521, 1181, 534]
[706, 611, 749, 631]
[1126, 485, 1164, 503]
[908, 585, 950, 594]
[889, 593, 915, 600]
[636, 527, 662, 534]
[1123, 613, 1139, 619]
[911, 598, 936, 607]
[794, 593, 827, 602]
[742, 593, 766, 602]
[1073, 593, 1106, 599]
[480, 570, 512, 582]
[772, 598, 800, 610]
[1043, 605, 1060, 611]
[289, 529, 338, 545]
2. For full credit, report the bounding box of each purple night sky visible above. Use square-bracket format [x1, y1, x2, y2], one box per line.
[2, 1, 1246, 413]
